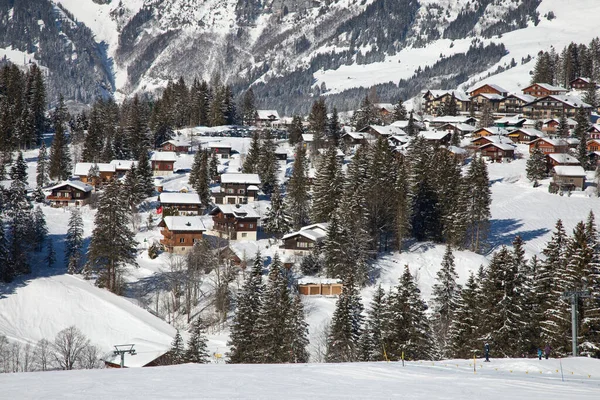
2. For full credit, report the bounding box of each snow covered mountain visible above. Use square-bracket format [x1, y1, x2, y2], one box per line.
[2, 1, 600, 112]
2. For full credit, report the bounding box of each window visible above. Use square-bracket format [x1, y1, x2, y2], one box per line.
[297, 242, 309, 248]
[239, 223, 245, 228]
[226, 188, 234, 194]
[179, 238, 185, 243]
[241, 233, 247, 238]
[75, 193, 81, 198]
[249, 224, 254, 229]
[238, 189, 245, 194]
[167, 164, 172, 169]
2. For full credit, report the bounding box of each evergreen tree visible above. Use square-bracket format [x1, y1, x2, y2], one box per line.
[86, 181, 138, 293]
[31, 205, 47, 252]
[327, 107, 343, 147]
[288, 115, 304, 146]
[125, 95, 151, 160]
[0, 214, 10, 282]
[241, 88, 257, 126]
[189, 150, 210, 207]
[45, 239, 56, 269]
[352, 95, 379, 131]
[526, 142, 547, 185]
[185, 317, 210, 364]
[583, 85, 598, 109]
[581, 212, 600, 356]
[286, 145, 310, 230]
[65, 208, 84, 274]
[477, 104, 494, 128]
[394, 161, 411, 251]
[392, 98, 407, 121]
[465, 156, 491, 252]
[137, 151, 154, 198]
[448, 272, 480, 358]
[311, 146, 343, 223]
[308, 98, 328, 150]
[258, 130, 278, 194]
[10, 151, 28, 184]
[362, 284, 387, 361]
[49, 95, 71, 181]
[574, 108, 591, 169]
[405, 111, 417, 136]
[262, 185, 292, 238]
[531, 51, 554, 84]
[209, 152, 219, 182]
[556, 112, 570, 138]
[82, 105, 104, 162]
[287, 295, 310, 363]
[242, 132, 261, 174]
[36, 142, 49, 188]
[169, 330, 186, 365]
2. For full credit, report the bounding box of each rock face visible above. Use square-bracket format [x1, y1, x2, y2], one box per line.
[0, 0, 543, 111]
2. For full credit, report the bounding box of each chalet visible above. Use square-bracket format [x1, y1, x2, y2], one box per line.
[274, 147, 288, 161]
[472, 127, 509, 138]
[468, 83, 508, 98]
[46, 181, 93, 207]
[159, 216, 206, 254]
[341, 132, 373, 148]
[418, 131, 451, 145]
[587, 139, 600, 152]
[160, 138, 191, 154]
[359, 125, 406, 137]
[494, 115, 527, 128]
[566, 137, 580, 149]
[542, 117, 577, 134]
[528, 138, 569, 154]
[207, 142, 232, 159]
[73, 162, 116, 186]
[547, 153, 580, 170]
[391, 119, 427, 131]
[210, 204, 260, 241]
[522, 95, 592, 120]
[255, 110, 280, 127]
[552, 166, 586, 190]
[446, 145, 468, 163]
[150, 152, 177, 176]
[281, 223, 329, 257]
[158, 192, 203, 215]
[297, 278, 343, 296]
[437, 123, 476, 137]
[478, 142, 515, 162]
[470, 135, 514, 148]
[497, 94, 536, 114]
[388, 135, 410, 147]
[422, 90, 470, 116]
[374, 103, 395, 120]
[428, 115, 477, 128]
[212, 173, 261, 205]
[110, 160, 138, 179]
[589, 151, 600, 166]
[507, 128, 545, 144]
[301, 133, 314, 151]
[522, 83, 567, 98]
[569, 77, 597, 90]
[470, 93, 505, 113]
[587, 124, 600, 139]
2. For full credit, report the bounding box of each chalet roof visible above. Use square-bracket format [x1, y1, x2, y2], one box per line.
[159, 192, 202, 205]
[470, 135, 513, 145]
[525, 83, 568, 92]
[570, 77, 592, 84]
[301, 134, 314, 142]
[110, 160, 138, 171]
[207, 142, 232, 149]
[282, 223, 329, 242]
[587, 124, 600, 132]
[418, 131, 450, 141]
[256, 110, 280, 120]
[439, 123, 476, 132]
[588, 139, 600, 146]
[504, 93, 536, 103]
[161, 138, 190, 147]
[150, 152, 177, 162]
[211, 204, 260, 219]
[566, 138, 580, 146]
[553, 165, 586, 177]
[472, 93, 505, 101]
[160, 216, 206, 232]
[429, 115, 476, 125]
[374, 103, 395, 112]
[507, 128, 545, 138]
[364, 125, 406, 136]
[529, 137, 569, 147]
[247, 185, 260, 191]
[49, 180, 93, 192]
[390, 120, 426, 130]
[479, 142, 515, 151]
[494, 115, 527, 125]
[342, 131, 370, 140]
[548, 153, 580, 164]
[447, 145, 468, 155]
[423, 90, 470, 102]
[297, 277, 342, 285]
[475, 127, 509, 136]
[467, 83, 508, 94]
[543, 117, 578, 126]
[220, 173, 261, 185]
[73, 162, 115, 176]
[527, 95, 592, 108]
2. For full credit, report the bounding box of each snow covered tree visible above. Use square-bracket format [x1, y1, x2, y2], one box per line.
[352, 94, 379, 131]
[86, 180, 138, 293]
[262, 185, 291, 238]
[52, 326, 90, 371]
[45, 239, 56, 269]
[405, 111, 417, 136]
[526, 142, 547, 185]
[308, 98, 328, 149]
[392, 98, 407, 121]
[169, 330, 186, 365]
[31, 205, 47, 252]
[65, 208, 84, 274]
[241, 88, 257, 126]
[287, 295, 310, 363]
[286, 145, 310, 230]
[361, 284, 387, 361]
[327, 107, 343, 147]
[125, 95, 151, 160]
[242, 132, 261, 174]
[49, 95, 71, 181]
[258, 130, 278, 194]
[137, 151, 155, 198]
[394, 161, 411, 251]
[228, 252, 264, 363]
[185, 317, 210, 364]
[583, 85, 598, 109]
[10, 151, 27, 184]
[581, 212, 600, 356]
[189, 149, 210, 207]
[311, 146, 342, 223]
[556, 112, 570, 138]
[465, 156, 491, 253]
[574, 108, 591, 169]
[0, 214, 10, 282]
[36, 142, 49, 188]
[288, 115, 304, 146]
[448, 272, 480, 358]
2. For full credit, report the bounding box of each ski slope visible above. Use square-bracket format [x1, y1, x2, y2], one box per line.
[0, 358, 599, 399]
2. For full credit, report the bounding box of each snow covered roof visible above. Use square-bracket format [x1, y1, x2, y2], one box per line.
[479, 142, 515, 151]
[505, 93, 536, 103]
[468, 83, 508, 94]
[543, 117, 578, 126]
[207, 142, 232, 149]
[418, 131, 450, 141]
[110, 160, 138, 171]
[161, 216, 206, 232]
[548, 153, 580, 164]
[73, 162, 116, 176]
[473, 93, 505, 101]
[297, 277, 342, 285]
[159, 192, 202, 205]
[49, 180, 93, 192]
[374, 103, 395, 112]
[211, 204, 260, 219]
[535, 83, 567, 92]
[447, 146, 468, 155]
[476, 127, 509, 136]
[161, 138, 190, 147]
[302, 134, 314, 142]
[423, 90, 470, 102]
[529, 95, 592, 108]
[553, 166, 586, 177]
[439, 123, 476, 132]
[471, 135, 513, 145]
[256, 110, 280, 120]
[342, 132, 369, 140]
[530, 138, 569, 147]
[429, 115, 476, 124]
[150, 152, 177, 162]
[282, 223, 329, 242]
[571, 77, 592, 84]
[247, 185, 260, 191]
[494, 115, 526, 125]
[390, 120, 426, 129]
[507, 128, 545, 138]
[220, 173, 261, 185]
[366, 125, 406, 136]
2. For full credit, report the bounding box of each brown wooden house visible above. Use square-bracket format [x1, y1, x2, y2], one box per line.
[587, 139, 600, 152]
[150, 152, 177, 176]
[507, 128, 545, 144]
[46, 181, 93, 207]
[470, 135, 513, 148]
[472, 127, 509, 138]
[497, 94, 535, 114]
[569, 77, 596, 90]
[528, 138, 569, 154]
[468, 83, 508, 97]
[160, 139, 191, 154]
[470, 93, 505, 113]
[73, 163, 116, 187]
[208, 142, 233, 159]
[422, 90, 470, 116]
[522, 83, 567, 98]
[281, 223, 328, 257]
[159, 192, 203, 215]
[552, 166, 586, 190]
[110, 160, 138, 179]
[255, 110, 280, 127]
[478, 142, 515, 162]
[587, 125, 600, 140]
[547, 153, 580, 170]
[297, 278, 343, 296]
[210, 204, 260, 241]
[522, 95, 592, 120]
[212, 173, 261, 205]
[159, 216, 206, 254]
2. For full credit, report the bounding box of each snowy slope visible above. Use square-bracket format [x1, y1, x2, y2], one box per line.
[1, 358, 599, 399]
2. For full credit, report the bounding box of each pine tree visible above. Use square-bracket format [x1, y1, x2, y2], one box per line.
[242, 132, 261, 174]
[465, 156, 491, 252]
[394, 161, 411, 251]
[288, 115, 304, 146]
[86, 181, 138, 293]
[45, 239, 56, 269]
[430, 245, 461, 357]
[209, 152, 219, 182]
[392, 98, 407, 121]
[526, 142, 547, 185]
[31, 205, 47, 252]
[10, 151, 28, 184]
[137, 151, 154, 198]
[583, 85, 598, 109]
[49, 95, 71, 181]
[310, 146, 342, 223]
[531, 51, 554, 84]
[0, 214, 11, 282]
[65, 208, 84, 274]
[189, 150, 210, 207]
[169, 330, 186, 365]
[287, 295, 310, 363]
[582, 211, 600, 356]
[574, 108, 591, 169]
[82, 106, 104, 162]
[308, 98, 328, 149]
[556, 112, 570, 138]
[125, 95, 151, 160]
[36, 142, 49, 188]
[228, 252, 264, 363]
[286, 145, 310, 230]
[448, 272, 480, 358]
[326, 273, 364, 362]
[185, 317, 210, 364]
[352, 95, 379, 131]
[262, 185, 291, 238]
[406, 111, 417, 136]
[258, 130, 278, 194]
[327, 107, 343, 147]
[241, 88, 257, 126]
[478, 104, 494, 128]
[361, 284, 387, 361]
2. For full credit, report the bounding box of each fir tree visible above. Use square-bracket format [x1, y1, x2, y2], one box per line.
[477, 104, 494, 128]
[169, 330, 186, 365]
[352, 95, 379, 131]
[406, 111, 417, 136]
[49, 95, 71, 181]
[262, 185, 291, 238]
[465, 156, 491, 253]
[310, 146, 343, 223]
[362, 284, 387, 361]
[308, 98, 328, 149]
[327, 107, 343, 147]
[125, 95, 151, 160]
[286, 145, 310, 230]
[394, 161, 411, 251]
[392, 98, 407, 121]
[526, 142, 547, 185]
[36, 142, 49, 188]
[258, 130, 278, 194]
[185, 317, 210, 364]
[583, 85, 598, 109]
[189, 150, 210, 207]
[31, 205, 47, 252]
[242, 132, 261, 174]
[45, 239, 56, 269]
[0, 214, 10, 282]
[241, 88, 257, 126]
[448, 272, 480, 358]
[288, 115, 304, 146]
[556, 112, 570, 138]
[65, 208, 84, 273]
[287, 295, 310, 363]
[574, 108, 591, 169]
[137, 151, 154, 198]
[10, 151, 28, 185]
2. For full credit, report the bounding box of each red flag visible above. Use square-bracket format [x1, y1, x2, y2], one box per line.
[157, 206, 163, 214]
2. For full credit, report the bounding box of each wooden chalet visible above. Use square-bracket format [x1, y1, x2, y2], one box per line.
[359, 125, 406, 137]
[470, 93, 505, 113]
[73, 162, 116, 186]
[470, 135, 514, 148]
[280, 223, 328, 257]
[207, 142, 232, 159]
[158, 192, 203, 215]
[528, 138, 569, 154]
[110, 160, 138, 179]
[587, 124, 600, 139]
[274, 147, 288, 161]
[569, 77, 596, 90]
[468, 83, 508, 98]
[46, 181, 93, 207]
[418, 131, 451, 145]
[522, 95, 592, 120]
[494, 115, 527, 128]
[542, 117, 577, 134]
[428, 115, 476, 128]
[159, 216, 206, 254]
[546, 153, 580, 171]
[497, 94, 535, 114]
[160, 139, 191, 154]
[472, 127, 509, 138]
[507, 128, 545, 144]
[587, 139, 600, 152]
[297, 278, 343, 296]
[478, 142, 515, 163]
[522, 83, 567, 98]
[422, 90, 470, 116]
[210, 204, 260, 241]
[255, 110, 280, 127]
[438, 122, 476, 137]
[341, 132, 372, 148]
[212, 173, 261, 205]
[374, 103, 395, 121]
[552, 166, 586, 191]
[150, 152, 176, 176]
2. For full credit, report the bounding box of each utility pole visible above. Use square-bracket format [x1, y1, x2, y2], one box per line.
[562, 289, 590, 357]
[113, 344, 136, 368]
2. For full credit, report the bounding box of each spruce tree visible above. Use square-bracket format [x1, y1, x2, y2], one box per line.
[137, 151, 154, 198]
[189, 150, 210, 207]
[262, 185, 292, 238]
[65, 208, 84, 274]
[10, 151, 27, 184]
[242, 132, 261, 174]
[258, 130, 278, 194]
[185, 317, 210, 364]
[526, 142, 547, 186]
[574, 108, 591, 169]
[448, 272, 480, 358]
[478, 104, 494, 128]
[465, 156, 491, 253]
[125, 95, 151, 160]
[49, 95, 71, 181]
[31, 205, 47, 252]
[327, 107, 343, 147]
[310, 146, 342, 223]
[308, 98, 328, 150]
[287, 295, 310, 363]
[45, 239, 56, 269]
[286, 145, 310, 230]
[392, 98, 407, 121]
[556, 112, 570, 138]
[36, 142, 49, 188]
[353, 95, 379, 131]
[362, 284, 387, 361]
[288, 115, 304, 146]
[581, 212, 600, 356]
[0, 214, 10, 282]
[169, 330, 186, 365]
[241, 88, 257, 126]
[394, 161, 411, 251]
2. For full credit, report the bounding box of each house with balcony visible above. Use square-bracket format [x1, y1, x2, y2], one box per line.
[46, 181, 93, 207]
[73, 162, 116, 187]
[210, 204, 260, 241]
[207, 142, 232, 159]
[150, 152, 177, 176]
[158, 192, 203, 215]
[158, 216, 206, 254]
[110, 160, 139, 179]
[280, 223, 329, 258]
[522, 95, 592, 120]
[212, 173, 261, 205]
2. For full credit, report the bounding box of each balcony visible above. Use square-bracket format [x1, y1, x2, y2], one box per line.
[47, 195, 72, 201]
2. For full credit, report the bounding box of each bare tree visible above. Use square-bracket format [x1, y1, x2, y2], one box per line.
[77, 344, 103, 369]
[20, 343, 34, 372]
[34, 339, 53, 371]
[52, 326, 90, 370]
[0, 335, 10, 372]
